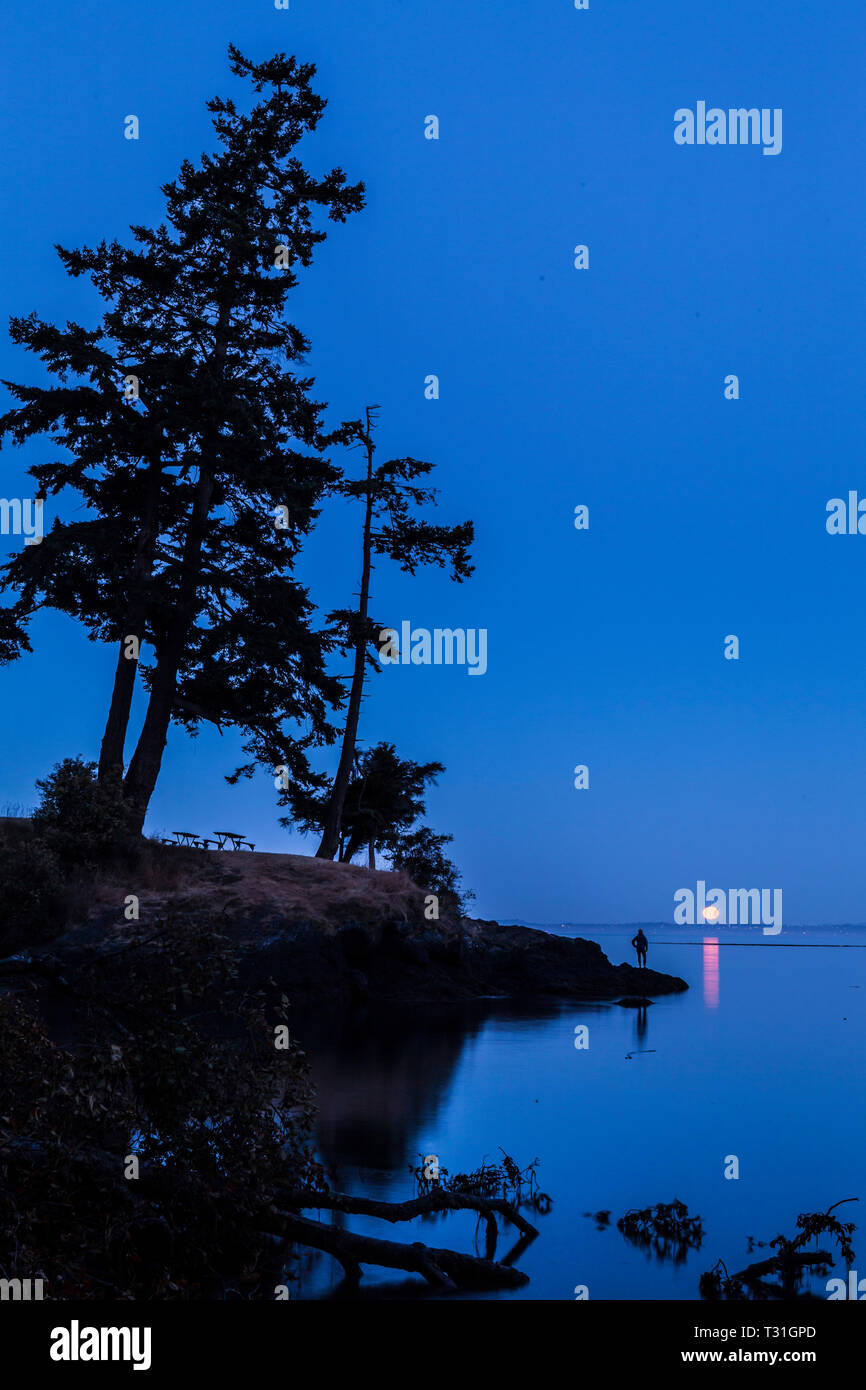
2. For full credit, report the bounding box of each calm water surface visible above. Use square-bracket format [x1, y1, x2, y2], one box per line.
[292, 926, 866, 1299]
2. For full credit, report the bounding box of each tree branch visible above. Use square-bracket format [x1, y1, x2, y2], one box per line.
[277, 1186, 538, 1237]
[264, 1207, 529, 1290]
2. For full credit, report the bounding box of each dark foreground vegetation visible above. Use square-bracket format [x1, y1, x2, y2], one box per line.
[0, 772, 554, 1298]
[0, 915, 547, 1297]
[0, 773, 687, 1299]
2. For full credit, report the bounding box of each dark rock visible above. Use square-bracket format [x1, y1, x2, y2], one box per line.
[229, 917, 688, 1007]
[3, 910, 688, 1014]
[394, 938, 429, 966]
[337, 924, 375, 961]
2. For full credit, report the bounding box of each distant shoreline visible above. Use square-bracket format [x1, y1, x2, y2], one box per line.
[506, 920, 866, 932]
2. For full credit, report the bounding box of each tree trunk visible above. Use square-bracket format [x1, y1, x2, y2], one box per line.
[122, 465, 215, 832]
[276, 1185, 538, 1237]
[98, 642, 141, 785]
[368, 842, 375, 870]
[122, 291, 233, 833]
[265, 1207, 531, 1291]
[316, 416, 375, 859]
[98, 456, 163, 785]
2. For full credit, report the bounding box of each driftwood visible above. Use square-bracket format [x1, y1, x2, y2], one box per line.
[701, 1198, 858, 1299]
[272, 1187, 538, 1289]
[265, 1207, 530, 1290]
[735, 1251, 833, 1284]
[277, 1186, 538, 1237]
[702, 1251, 835, 1301]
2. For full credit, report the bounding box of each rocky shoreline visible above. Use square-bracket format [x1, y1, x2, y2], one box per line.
[226, 914, 688, 1006]
[0, 844, 688, 1009]
[0, 912, 688, 1011]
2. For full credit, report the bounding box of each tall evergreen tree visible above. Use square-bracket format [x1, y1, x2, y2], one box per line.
[0, 47, 364, 829]
[314, 409, 474, 860]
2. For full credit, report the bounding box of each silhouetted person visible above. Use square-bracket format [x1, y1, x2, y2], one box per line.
[631, 929, 648, 969]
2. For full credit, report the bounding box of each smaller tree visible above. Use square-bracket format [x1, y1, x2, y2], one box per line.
[282, 742, 472, 914]
[284, 741, 441, 868]
[340, 743, 444, 868]
[391, 825, 473, 918]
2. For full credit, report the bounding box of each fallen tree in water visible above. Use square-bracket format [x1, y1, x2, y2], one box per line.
[271, 1160, 545, 1288]
[265, 1207, 531, 1290]
[700, 1199, 858, 1300]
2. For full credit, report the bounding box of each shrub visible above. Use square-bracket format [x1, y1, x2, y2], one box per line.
[32, 756, 137, 867]
[0, 831, 66, 952]
[0, 919, 325, 1298]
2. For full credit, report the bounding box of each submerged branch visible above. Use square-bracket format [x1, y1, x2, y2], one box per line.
[264, 1207, 530, 1291]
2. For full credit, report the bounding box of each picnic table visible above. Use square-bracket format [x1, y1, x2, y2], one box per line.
[165, 830, 255, 851]
[172, 830, 202, 847]
[213, 830, 255, 851]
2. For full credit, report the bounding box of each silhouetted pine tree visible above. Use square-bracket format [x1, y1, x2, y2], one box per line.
[0, 46, 364, 829]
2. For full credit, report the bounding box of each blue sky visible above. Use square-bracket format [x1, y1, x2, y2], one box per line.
[1, 0, 864, 924]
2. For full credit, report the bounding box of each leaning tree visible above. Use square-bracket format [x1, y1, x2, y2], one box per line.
[313, 409, 474, 860]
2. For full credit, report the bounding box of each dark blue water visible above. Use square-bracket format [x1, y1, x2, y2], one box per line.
[293, 927, 866, 1299]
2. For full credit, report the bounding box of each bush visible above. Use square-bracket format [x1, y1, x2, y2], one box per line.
[0, 919, 325, 1298]
[0, 831, 66, 952]
[391, 825, 474, 917]
[32, 756, 137, 867]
